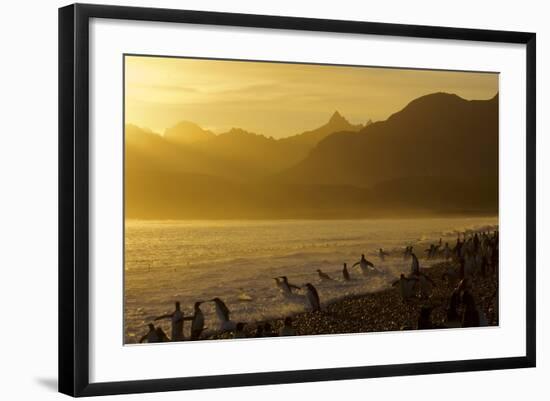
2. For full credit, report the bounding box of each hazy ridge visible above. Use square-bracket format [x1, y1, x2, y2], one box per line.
[125, 92, 498, 219]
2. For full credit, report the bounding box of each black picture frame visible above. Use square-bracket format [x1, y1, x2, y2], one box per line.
[59, 3, 536, 397]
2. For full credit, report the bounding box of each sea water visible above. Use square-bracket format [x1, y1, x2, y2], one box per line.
[124, 217, 498, 343]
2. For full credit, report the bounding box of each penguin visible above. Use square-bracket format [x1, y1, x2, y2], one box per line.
[410, 253, 420, 276]
[403, 246, 413, 260]
[342, 263, 351, 281]
[154, 301, 186, 341]
[254, 324, 264, 338]
[352, 254, 376, 276]
[425, 244, 434, 259]
[453, 237, 463, 260]
[417, 306, 434, 330]
[441, 264, 460, 289]
[279, 317, 297, 336]
[392, 273, 418, 302]
[418, 273, 436, 299]
[190, 301, 205, 340]
[274, 276, 300, 294]
[139, 323, 160, 343]
[379, 248, 389, 261]
[210, 297, 236, 332]
[464, 251, 476, 277]
[445, 284, 463, 328]
[403, 246, 410, 260]
[304, 283, 321, 312]
[155, 326, 170, 342]
[263, 322, 278, 337]
[461, 290, 481, 328]
[316, 269, 334, 281]
[443, 242, 452, 260]
[233, 322, 247, 339]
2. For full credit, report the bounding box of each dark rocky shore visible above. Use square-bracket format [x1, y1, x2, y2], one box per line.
[208, 261, 499, 340]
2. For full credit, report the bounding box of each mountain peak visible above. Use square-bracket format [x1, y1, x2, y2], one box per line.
[329, 110, 347, 125]
[164, 120, 215, 144]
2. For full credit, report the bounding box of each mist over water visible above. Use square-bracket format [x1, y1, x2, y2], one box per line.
[124, 217, 498, 343]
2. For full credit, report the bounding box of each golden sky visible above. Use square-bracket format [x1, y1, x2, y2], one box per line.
[125, 55, 498, 138]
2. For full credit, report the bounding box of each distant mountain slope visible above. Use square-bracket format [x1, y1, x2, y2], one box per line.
[279, 93, 498, 188]
[125, 124, 255, 181]
[125, 93, 498, 219]
[131, 111, 366, 179]
[164, 121, 215, 145]
[186, 111, 364, 173]
[280, 111, 365, 148]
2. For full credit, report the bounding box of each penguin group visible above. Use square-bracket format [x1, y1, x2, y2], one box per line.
[138, 249, 382, 343]
[140, 295, 301, 342]
[401, 230, 499, 330]
[392, 251, 435, 301]
[138, 229, 498, 342]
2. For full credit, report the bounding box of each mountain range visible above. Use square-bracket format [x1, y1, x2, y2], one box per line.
[126, 92, 498, 219]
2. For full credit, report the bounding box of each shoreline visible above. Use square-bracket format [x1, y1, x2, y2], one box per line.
[207, 261, 499, 340]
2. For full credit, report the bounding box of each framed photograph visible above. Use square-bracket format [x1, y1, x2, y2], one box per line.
[59, 3, 536, 397]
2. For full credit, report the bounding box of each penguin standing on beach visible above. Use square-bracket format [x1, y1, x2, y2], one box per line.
[403, 246, 413, 260]
[352, 254, 376, 276]
[154, 301, 186, 341]
[189, 301, 205, 340]
[443, 242, 452, 260]
[139, 323, 160, 343]
[444, 282, 465, 328]
[461, 290, 481, 328]
[417, 306, 434, 330]
[410, 253, 420, 275]
[418, 273, 436, 299]
[379, 248, 389, 261]
[342, 263, 351, 281]
[279, 317, 297, 336]
[233, 322, 247, 339]
[305, 283, 321, 312]
[155, 326, 170, 342]
[210, 297, 236, 332]
[392, 274, 418, 302]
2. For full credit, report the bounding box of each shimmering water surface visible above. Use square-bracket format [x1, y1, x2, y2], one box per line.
[125, 217, 498, 343]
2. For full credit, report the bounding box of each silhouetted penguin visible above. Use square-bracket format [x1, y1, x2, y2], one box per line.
[190, 301, 205, 340]
[461, 290, 480, 328]
[305, 283, 321, 312]
[417, 306, 434, 330]
[418, 273, 436, 299]
[139, 323, 160, 343]
[154, 301, 185, 341]
[410, 253, 420, 275]
[210, 297, 236, 331]
[263, 322, 278, 337]
[425, 244, 434, 259]
[445, 285, 463, 328]
[316, 269, 334, 281]
[233, 322, 247, 339]
[279, 317, 297, 336]
[443, 242, 452, 260]
[353, 254, 375, 276]
[155, 326, 170, 342]
[342, 263, 351, 281]
[274, 276, 300, 294]
[254, 324, 264, 338]
[392, 273, 418, 301]
[403, 246, 413, 260]
[379, 248, 389, 261]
